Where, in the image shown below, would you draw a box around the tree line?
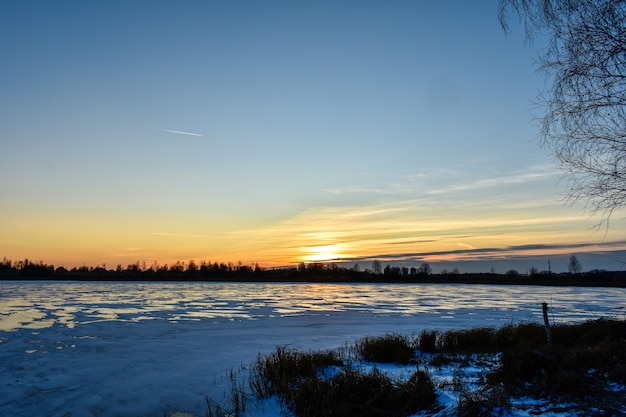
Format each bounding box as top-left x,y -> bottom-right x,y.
1,256 -> 624,286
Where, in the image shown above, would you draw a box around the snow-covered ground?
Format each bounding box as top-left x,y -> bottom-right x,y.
1,281 -> 624,417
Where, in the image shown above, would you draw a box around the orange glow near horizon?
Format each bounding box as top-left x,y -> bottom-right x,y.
2,200 -> 626,270
3,231 -> 626,271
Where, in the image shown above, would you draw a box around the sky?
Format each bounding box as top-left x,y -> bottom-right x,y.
1,0 -> 625,273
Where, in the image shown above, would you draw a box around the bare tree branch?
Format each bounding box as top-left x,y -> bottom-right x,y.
500,0 -> 626,224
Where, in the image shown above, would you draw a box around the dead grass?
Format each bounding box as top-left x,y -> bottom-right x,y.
489,319 -> 626,402
355,333 -> 415,364
207,318 -> 626,417
248,344 -> 438,417
292,367 -> 437,417
416,329 -> 439,353
456,385 -> 510,417
249,345 -> 343,402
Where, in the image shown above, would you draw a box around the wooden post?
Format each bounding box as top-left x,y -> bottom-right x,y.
542,302 -> 553,351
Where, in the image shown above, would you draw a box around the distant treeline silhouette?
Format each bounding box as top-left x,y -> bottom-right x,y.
1,257 -> 625,286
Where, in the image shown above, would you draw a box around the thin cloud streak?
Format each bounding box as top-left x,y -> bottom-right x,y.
426,165 -> 560,195
218,197 -> 618,266
160,129 -> 204,137
323,164 -> 560,198
345,240 -> 626,264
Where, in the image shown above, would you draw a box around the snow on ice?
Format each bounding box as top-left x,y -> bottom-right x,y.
0,281 -> 624,417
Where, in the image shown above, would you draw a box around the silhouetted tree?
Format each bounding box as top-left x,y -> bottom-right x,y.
0,257 -> 12,271
187,259 -> 198,272
126,263 -> 140,273
418,262 -> 432,276
372,260 -> 382,274
1,257 -> 11,266
568,254 -> 583,274
383,264 -> 401,276
499,0 -> 626,222
9,258 -> 54,277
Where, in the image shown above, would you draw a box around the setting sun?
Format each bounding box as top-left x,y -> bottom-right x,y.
302,244 -> 343,262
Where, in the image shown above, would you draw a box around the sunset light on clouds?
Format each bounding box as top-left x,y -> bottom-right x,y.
1,1 -> 625,273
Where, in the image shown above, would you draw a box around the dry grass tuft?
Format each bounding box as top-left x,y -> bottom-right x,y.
208,318 -> 626,417
355,333 -> 415,364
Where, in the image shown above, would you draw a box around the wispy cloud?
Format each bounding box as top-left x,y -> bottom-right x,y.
213,196 -> 598,265
323,165 -> 560,198
160,129 -> 203,137
426,165 -> 560,195
347,240 -> 626,264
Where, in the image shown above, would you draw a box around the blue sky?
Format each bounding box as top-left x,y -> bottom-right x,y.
1,0 -> 625,273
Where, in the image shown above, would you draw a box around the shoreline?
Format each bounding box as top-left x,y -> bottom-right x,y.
2,271 -> 626,287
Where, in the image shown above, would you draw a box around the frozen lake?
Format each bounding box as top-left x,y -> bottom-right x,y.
1,281 -> 624,416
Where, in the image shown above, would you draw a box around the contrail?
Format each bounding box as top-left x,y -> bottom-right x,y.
160,129 -> 203,137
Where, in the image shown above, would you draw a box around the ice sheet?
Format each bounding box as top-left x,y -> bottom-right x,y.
1,282 -> 624,416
